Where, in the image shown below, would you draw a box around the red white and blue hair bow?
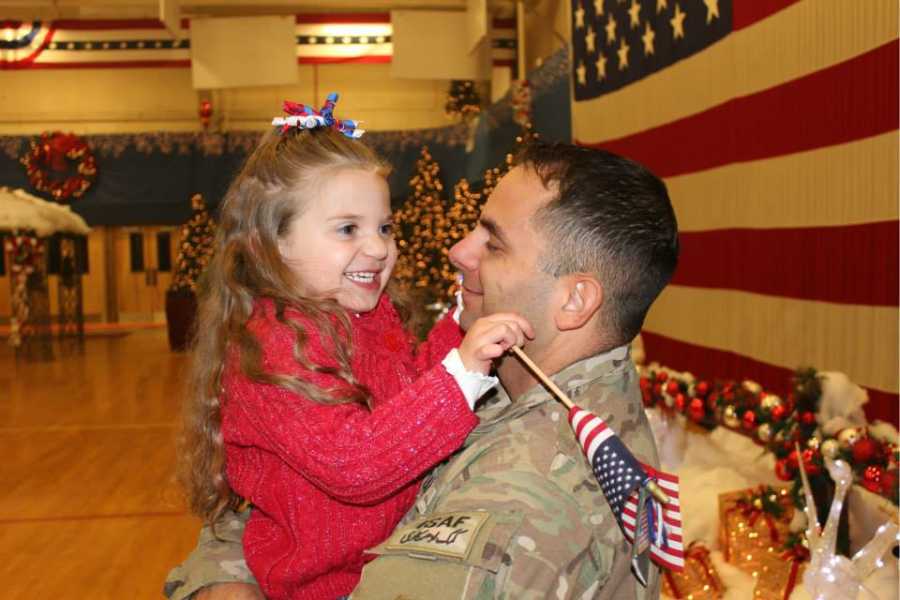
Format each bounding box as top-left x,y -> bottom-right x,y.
272,92 -> 364,139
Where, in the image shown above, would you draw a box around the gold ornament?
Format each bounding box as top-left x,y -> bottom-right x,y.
723,405 -> 740,428
837,428 -> 861,448
806,435 -> 821,451
821,439 -> 841,459
760,394 -> 782,411
757,423 -> 773,443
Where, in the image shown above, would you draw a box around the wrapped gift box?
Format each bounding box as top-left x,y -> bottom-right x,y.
661,542 -> 725,599
718,486 -> 794,575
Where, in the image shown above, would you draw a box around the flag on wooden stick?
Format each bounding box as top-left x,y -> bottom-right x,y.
511,346 -> 684,581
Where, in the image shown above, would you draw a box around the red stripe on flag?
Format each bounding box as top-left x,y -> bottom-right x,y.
674,221 -> 900,307
572,410 -> 596,440
581,421 -> 608,455
623,505 -> 683,529
640,463 -> 680,487
52,19 -> 168,30
298,55 -> 391,65
296,13 -> 390,24
4,59 -> 190,70
580,40 -> 899,178
641,331 -> 900,425
732,0 -> 803,30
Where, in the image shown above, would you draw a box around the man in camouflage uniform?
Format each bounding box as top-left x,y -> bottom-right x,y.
166,142 -> 678,600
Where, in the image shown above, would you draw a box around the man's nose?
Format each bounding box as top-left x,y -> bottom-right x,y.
449,233 -> 481,272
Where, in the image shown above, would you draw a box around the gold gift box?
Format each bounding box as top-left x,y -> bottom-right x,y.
718,486 -> 794,575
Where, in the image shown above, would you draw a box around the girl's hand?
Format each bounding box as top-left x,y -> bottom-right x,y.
457,313 -> 534,374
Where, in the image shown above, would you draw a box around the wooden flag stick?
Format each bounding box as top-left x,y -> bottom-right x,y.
510,345 -> 670,505
510,346 -> 574,410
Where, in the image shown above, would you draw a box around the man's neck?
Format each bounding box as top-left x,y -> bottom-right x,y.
498,334 -> 605,400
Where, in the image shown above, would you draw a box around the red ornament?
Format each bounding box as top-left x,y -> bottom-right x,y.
656,371 -> 668,383
801,448 -> 822,476
639,377 -> 651,392
665,380 -> 681,396
787,449 -> 801,469
771,405 -> 787,421
862,465 -> 883,494
742,410 -> 757,430
706,393 -> 719,410
851,437 -> 879,464
775,458 -> 794,481
674,393 -> 686,411
653,383 -> 663,397
688,398 -> 705,422
800,411 -> 816,426
695,381 -> 710,397
199,99 -> 214,129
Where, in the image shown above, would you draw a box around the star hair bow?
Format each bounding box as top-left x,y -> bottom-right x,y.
272,92 -> 364,139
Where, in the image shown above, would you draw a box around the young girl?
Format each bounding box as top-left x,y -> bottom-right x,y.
180,96 -> 532,600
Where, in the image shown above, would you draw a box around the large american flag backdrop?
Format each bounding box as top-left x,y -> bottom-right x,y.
571,0 -> 898,425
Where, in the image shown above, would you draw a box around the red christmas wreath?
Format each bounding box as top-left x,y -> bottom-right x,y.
20,131 -> 97,202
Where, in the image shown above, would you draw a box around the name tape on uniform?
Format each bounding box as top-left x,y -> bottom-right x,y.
384,511 -> 490,560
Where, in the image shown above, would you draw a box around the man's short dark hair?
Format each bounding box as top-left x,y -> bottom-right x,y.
515,141 -> 679,347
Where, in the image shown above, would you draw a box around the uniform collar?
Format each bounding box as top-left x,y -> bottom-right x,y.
465,344 -> 631,446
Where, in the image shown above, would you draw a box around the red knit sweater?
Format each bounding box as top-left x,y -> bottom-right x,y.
222,295 -> 477,600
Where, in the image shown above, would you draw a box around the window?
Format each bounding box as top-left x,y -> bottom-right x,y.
47,235 -> 61,274
129,232 -> 144,272
156,231 -> 172,272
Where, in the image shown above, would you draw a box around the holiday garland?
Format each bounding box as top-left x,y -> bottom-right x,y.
638,364 -> 899,506
20,132 -> 97,202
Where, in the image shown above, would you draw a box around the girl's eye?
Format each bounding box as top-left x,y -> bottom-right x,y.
485,241 -> 500,253
337,224 -> 357,236
380,223 -> 394,236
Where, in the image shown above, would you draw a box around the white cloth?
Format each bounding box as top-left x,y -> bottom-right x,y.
442,348 -> 498,410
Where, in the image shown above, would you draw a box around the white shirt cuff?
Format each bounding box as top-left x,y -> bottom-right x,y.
441,348 -> 498,410
452,288 -> 464,324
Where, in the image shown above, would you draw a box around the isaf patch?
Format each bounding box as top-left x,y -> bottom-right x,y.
384,511 -> 490,560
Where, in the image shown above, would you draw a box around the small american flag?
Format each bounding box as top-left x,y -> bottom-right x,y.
569,406 -> 684,573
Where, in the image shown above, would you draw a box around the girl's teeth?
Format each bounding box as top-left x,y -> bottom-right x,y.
346,272 -> 376,282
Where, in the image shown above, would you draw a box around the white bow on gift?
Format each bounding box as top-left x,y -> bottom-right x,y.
797,448 -> 899,600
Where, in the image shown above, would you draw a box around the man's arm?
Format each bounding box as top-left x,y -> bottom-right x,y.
164,509 -> 262,600
350,469 -> 611,600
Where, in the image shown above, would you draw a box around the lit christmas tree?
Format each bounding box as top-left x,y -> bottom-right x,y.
445,80 -> 482,120
170,193 -> 216,294
393,147 -> 456,303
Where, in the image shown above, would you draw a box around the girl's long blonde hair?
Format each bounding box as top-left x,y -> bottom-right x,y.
179,126 -> 392,525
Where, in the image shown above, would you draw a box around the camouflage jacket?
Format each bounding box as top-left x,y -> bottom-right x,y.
351,347 -> 661,600
165,349 -> 660,600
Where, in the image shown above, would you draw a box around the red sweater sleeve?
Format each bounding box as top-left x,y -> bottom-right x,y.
223,316 -> 477,506
414,309 -> 464,373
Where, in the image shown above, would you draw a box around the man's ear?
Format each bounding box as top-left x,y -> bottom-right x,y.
554,274 -> 603,331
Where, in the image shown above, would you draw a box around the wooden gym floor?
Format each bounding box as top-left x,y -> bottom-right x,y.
1,328 -> 203,599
